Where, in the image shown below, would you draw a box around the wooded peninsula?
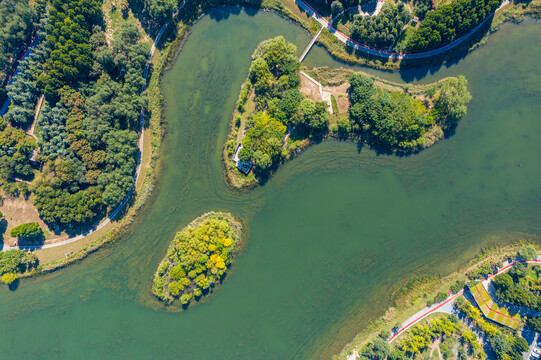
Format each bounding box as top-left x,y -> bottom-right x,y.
224,37 -> 472,189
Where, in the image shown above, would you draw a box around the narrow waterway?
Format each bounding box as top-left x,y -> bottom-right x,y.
0,8 -> 539,359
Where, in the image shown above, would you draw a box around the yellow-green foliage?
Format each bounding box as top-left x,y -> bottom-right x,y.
455,296 -> 502,336
400,316 -> 460,355
152,212 -> 242,305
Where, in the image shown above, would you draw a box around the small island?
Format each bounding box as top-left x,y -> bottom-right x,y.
224,36 -> 472,190
152,212 -> 242,306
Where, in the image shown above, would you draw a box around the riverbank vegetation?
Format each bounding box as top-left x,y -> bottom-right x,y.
348,73 -> 471,151
335,243 -> 538,360
152,212 -> 242,306
1,0 -> 148,234
0,249 -> 38,285
224,39 -> 471,189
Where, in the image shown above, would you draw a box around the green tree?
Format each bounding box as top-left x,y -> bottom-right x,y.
432,76 -> 472,131
10,222 -> 42,239
488,333 -> 511,359
146,0 -> 176,24
331,0 -> 343,18
389,349 -> 405,360
526,317 -> 541,333
253,150 -> 272,171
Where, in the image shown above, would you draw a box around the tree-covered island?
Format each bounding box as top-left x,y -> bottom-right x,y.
152,212 -> 243,306
224,36 -> 472,189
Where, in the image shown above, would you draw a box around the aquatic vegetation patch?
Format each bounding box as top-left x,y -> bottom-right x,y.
152,212 -> 242,305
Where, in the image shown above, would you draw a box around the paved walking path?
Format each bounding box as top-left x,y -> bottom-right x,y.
299,71 -> 333,113
294,0 -> 510,60
387,256 -> 541,344
2,1 -> 190,251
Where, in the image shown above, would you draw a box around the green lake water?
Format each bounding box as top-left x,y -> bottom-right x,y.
0,8 -> 540,359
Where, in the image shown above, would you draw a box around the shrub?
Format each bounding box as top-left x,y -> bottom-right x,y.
10,222 -> 43,240
449,279 -> 466,293
1,272 -> 17,285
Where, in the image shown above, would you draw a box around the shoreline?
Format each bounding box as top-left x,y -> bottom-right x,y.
222,62 -> 467,192
15,0 -> 540,277
334,241 -> 539,359
151,211 -> 244,309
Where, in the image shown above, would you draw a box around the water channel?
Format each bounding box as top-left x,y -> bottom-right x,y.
0,7 -> 540,359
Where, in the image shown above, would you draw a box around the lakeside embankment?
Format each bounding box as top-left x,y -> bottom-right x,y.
334,242 -> 539,359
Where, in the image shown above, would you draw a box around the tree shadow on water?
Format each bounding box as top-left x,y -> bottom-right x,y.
398,16 -> 496,82
7,278 -> 19,292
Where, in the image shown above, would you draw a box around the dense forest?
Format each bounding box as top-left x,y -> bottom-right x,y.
347,73 -> 471,151
407,0 -> 502,52
1,0 -> 148,230
350,3 -> 411,49
0,0 -> 40,101
153,213 -> 242,305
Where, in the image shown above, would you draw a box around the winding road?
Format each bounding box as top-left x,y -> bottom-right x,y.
387,257 -> 541,344
294,0 -> 510,60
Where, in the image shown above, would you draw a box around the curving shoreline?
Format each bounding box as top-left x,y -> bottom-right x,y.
10,0 -> 533,254
294,0 -> 511,60
337,243 -> 540,359
11,0 -> 538,274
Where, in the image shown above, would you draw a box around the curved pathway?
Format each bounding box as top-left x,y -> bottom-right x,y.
387,256 -> 541,344
295,0 -> 510,60
2,1 -> 190,251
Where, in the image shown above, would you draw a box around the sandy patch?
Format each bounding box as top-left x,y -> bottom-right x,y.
300,73 -> 322,102
323,81 -> 350,114
0,195 -> 60,245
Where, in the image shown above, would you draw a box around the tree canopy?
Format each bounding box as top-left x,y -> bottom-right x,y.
350,3 -> 411,49
152,213 -> 241,305
347,73 -> 471,151
406,0 -> 502,52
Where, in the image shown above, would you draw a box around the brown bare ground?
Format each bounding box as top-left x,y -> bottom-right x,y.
299,73 -> 322,102
0,195 -> 61,245
323,81 -> 350,114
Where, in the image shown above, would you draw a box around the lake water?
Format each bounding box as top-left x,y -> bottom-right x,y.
0,8 -> 540,359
